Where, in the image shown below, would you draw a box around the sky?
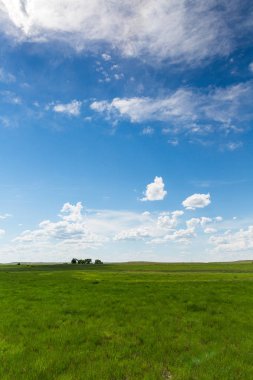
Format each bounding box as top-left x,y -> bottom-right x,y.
0,0 -> 253,263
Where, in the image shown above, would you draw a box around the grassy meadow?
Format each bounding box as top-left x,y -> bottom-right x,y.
0,262 -> 253,379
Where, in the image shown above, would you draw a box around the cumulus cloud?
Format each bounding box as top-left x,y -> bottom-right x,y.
200,217 -> 212,225
113,209 -> 192,245
114,227 -> 151,241
0,229 -> 5,237
149,227 -> 196,245
0,1 -> 251,63
60,202 -> 83,222
204,227 -> 217,234
209,226 -> 253,252
141,176 -> 167,201
157,211 -> 184,229
14,202 -> 106,250
2,196 -> 238,261
185,216 -> 219,236
182,193 -> 211,210
12,200 -> 201,255
186,217 -> 211,229
52,100 -> 82,116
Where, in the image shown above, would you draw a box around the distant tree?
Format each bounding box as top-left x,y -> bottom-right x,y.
95,259 -> 103,265
72,258 -> 92,264
17,262 -> 21,266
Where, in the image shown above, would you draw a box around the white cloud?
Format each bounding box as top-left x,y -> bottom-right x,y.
204,227 -> 217,234
142,211 -> 151,217
149,227 -> 196,245
12,201 -> 197,254
0,213 -> 11,220
168,139 -> 179,146
0,1 -> 243,63
60,202 -> 83,222
2,198 -> 249,261
223,142 -> 243,151
141,176 -> 167,201
14,202 -> 106,250
90,100 -> 110,113
142,127 -> 154,136
186,217 -> 201,229
114,227 -> 151,241
52,100 -> 82,116
114,73 -> 124,80
186,217 -> 212,229
182,193 -> 211,210
101,53 -> 111,61
90,81 -> 253,139
91,90 -> 196,124
209,225 -> 253,252
157,211 -> 184,229
0,229 -> 5,237
113,210 -> 192,245
200,217 -> 212,225
1,90 -> 22,104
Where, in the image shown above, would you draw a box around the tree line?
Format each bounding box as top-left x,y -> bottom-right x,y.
71,258 -> 103,265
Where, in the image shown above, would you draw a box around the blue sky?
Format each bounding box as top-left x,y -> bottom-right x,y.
0,0 -> 253,262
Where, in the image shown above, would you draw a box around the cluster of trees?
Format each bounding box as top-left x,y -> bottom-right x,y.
71,258 -> 103,265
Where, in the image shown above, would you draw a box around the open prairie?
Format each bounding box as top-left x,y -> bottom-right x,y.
0,262 -> 253,380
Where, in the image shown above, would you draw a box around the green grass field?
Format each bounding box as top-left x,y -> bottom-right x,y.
1,262 -> 253,380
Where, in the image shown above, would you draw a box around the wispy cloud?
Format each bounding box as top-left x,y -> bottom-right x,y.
141,126 -> 154,136
0,116 -> 11,128
51,100 -> 82,116
101,53 -> 111,61
1,90 -> 22,104
0,213 -> 12,220
0,67 -> 15,83
190,179 -> 248,188
90,90 -> 198,124
0,1 -> 251,63
90,81 -> 253,143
